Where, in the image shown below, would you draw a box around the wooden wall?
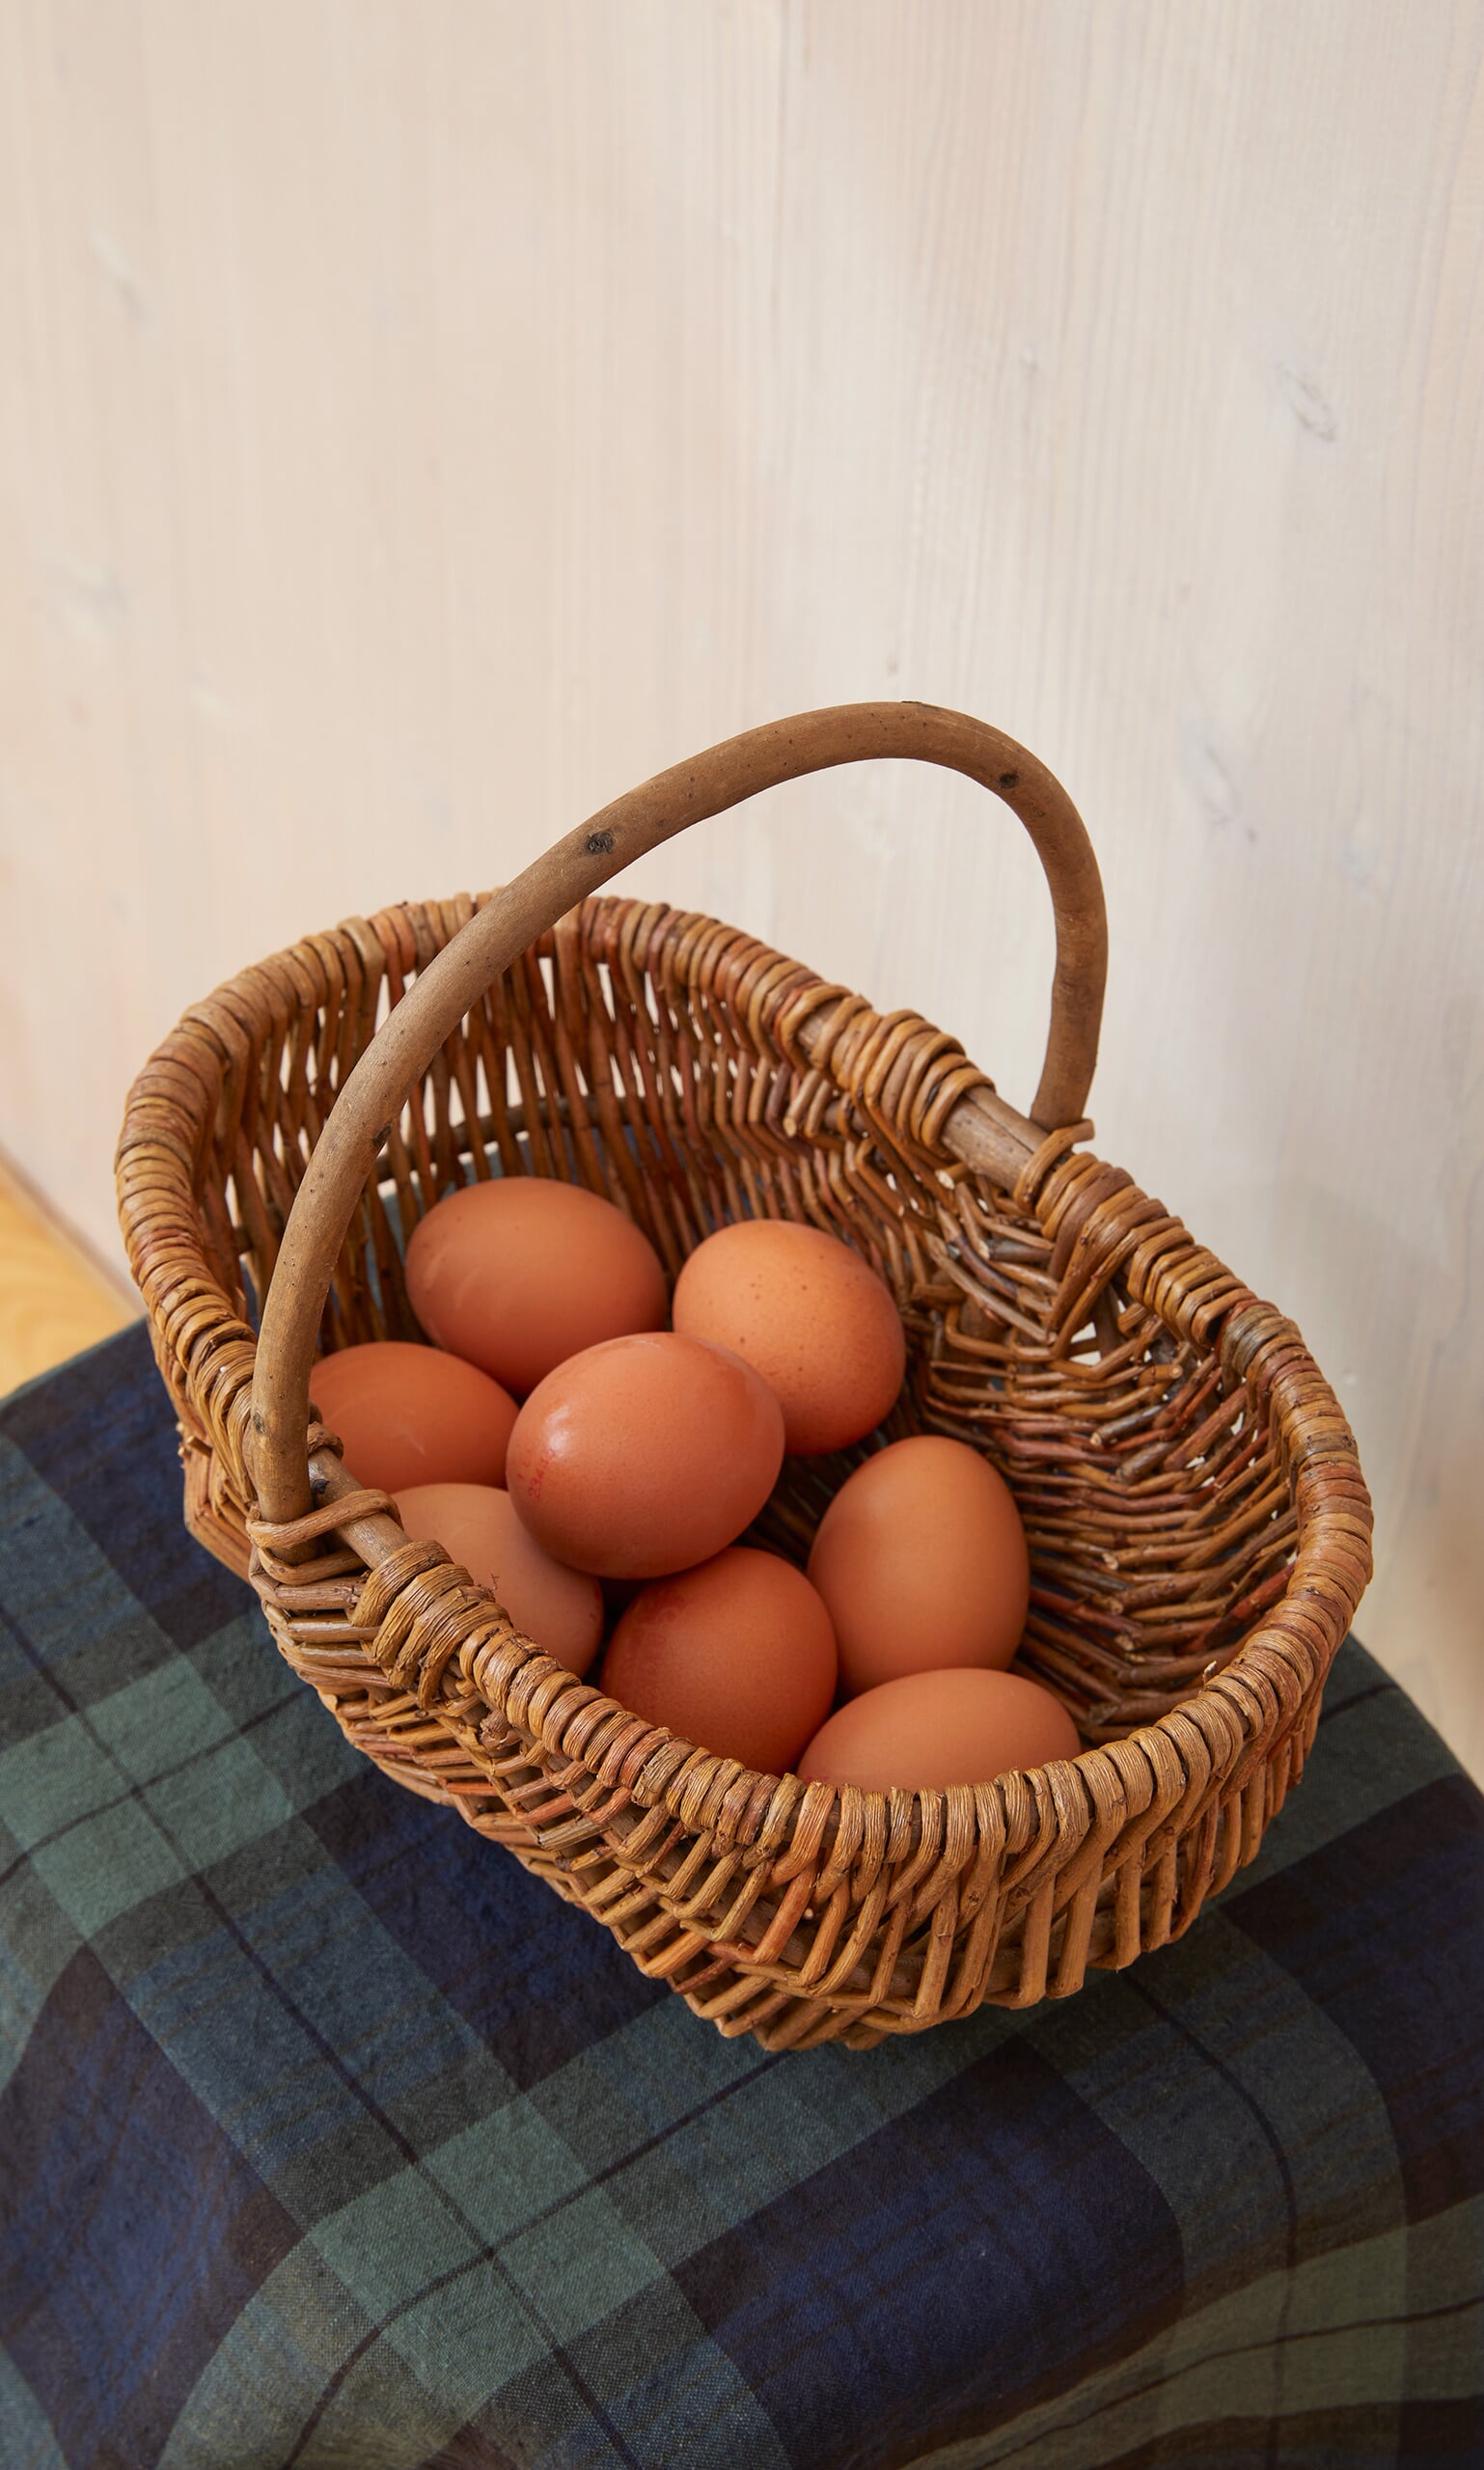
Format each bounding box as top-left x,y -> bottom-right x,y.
2,0 -> 1480,1775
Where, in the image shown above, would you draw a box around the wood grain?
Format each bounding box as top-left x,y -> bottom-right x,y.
0,0 -> 1479,1774
0,1155 -> 138,1397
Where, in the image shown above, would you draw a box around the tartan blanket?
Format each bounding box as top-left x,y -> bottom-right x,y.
1,1326 -> 1480,2470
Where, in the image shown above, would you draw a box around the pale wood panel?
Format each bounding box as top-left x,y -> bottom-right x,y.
0,0 -> 1479,1773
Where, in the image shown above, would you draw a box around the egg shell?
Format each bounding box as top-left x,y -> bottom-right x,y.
310,1341 -> 518,1495
672,1218 -> 906,1455
808,1434 -> 1030,1694
798,1667 -> 1081,1792
395,1482 -> 603,1677
404,1176 -> 669,1397
603,1546 -> 838,1775
507,1331 -> 786,1578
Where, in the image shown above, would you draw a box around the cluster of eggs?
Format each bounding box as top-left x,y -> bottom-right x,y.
311,1178 -> 1080,1791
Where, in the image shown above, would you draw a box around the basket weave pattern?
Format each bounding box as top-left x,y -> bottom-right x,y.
119,874 -> 1371,2051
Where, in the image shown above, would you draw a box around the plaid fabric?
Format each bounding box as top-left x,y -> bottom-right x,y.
0,1327 -> 1480,2470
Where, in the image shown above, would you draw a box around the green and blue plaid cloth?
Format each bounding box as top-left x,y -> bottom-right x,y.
1,1324 -> 1481,2469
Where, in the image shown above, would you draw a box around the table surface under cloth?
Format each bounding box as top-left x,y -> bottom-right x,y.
0,1325 -> 1480,2470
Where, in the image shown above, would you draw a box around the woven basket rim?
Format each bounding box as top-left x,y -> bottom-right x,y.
117,887 -> 1373,1871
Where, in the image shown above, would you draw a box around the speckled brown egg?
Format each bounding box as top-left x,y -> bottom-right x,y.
506,1331 -> 785,1578
808,1435 -> 1030,1694
405,1176 -> 668,1396
395,1482 -> 603,1676
798,1667 -> 1080,1793
310,1341 -> 518,1495
603,1546 -> 838,1775
672,1219 -> 906,1455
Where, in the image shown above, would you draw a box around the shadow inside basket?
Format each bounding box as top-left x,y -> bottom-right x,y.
223,1041 -> 1297,1756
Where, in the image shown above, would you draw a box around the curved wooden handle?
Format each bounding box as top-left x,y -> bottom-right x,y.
250,701 -> 1107,1522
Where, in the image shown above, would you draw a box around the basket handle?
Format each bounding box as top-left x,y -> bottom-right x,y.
250,700 -> 1106,1523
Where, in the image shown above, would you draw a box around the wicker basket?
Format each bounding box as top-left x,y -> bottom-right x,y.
117,703 -> 1371,2051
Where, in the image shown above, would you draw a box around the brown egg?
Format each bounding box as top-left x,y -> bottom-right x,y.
808,1435 -> 1030,1694
672,1219 -> 906,1455
310,1341 -> 518,1495
506,1331 -> 785,1578
395,1482 -> 602,1677
603,1547 -> 838,1774
798,1667 -> 1081,1792
405,1176 -> 668,1396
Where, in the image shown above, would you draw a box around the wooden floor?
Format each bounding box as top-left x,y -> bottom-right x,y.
0,1153 -> 140,1397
